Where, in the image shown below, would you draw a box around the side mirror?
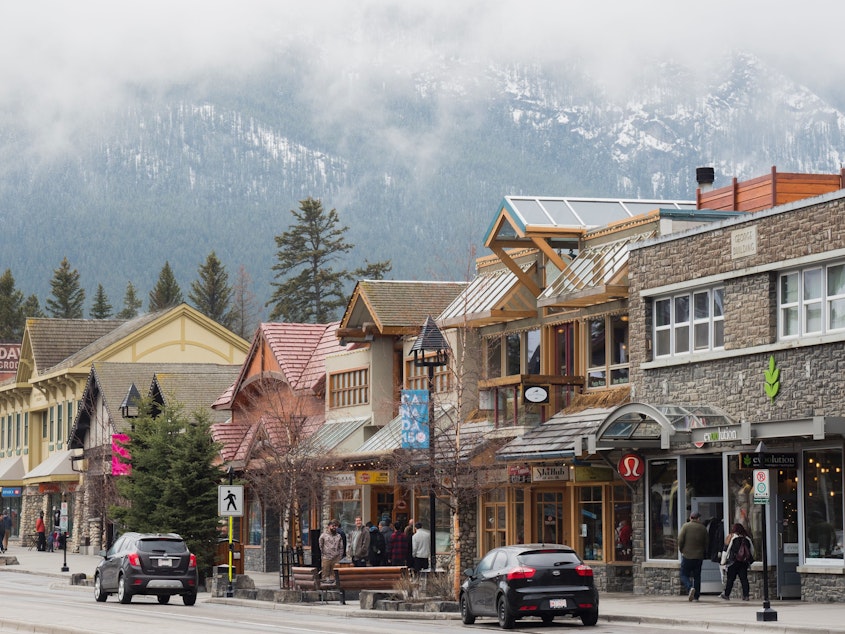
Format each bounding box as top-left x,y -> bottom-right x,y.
97,549 -> 107,558
464,567 -> 475,578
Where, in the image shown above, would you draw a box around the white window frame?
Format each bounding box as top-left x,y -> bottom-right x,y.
653,287 -> 724,358
779,262 -> 845,339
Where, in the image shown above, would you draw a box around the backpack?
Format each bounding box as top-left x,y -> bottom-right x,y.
736,537 -> 752,563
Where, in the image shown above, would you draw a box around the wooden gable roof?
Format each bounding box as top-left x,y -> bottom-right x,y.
337,280 -> 466,341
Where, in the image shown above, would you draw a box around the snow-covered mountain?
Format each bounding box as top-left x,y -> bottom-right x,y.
2,52 -> 843,313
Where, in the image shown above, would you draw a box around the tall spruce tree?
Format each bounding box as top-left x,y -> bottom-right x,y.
0,269 -> 25,341
46,257 -> 85,318
189,251 -> 233,327
267,197 -> 390,322
148,262 -> 183,312
227,264 -> 261,340
89,284 -> 113,319
22,295 -> 44,319
112,401 -> 221,578
117,281 -> 143,319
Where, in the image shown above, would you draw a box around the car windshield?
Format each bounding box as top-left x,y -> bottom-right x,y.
518,550 -> 579,566
138,538 -> 187,555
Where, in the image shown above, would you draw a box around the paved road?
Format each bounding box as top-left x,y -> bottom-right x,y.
2,547 -> 844,634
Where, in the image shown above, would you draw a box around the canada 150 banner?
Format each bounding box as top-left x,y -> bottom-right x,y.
400,389 -> 429,450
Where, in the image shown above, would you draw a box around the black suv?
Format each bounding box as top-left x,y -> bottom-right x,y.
460,544 -> 599,628
94,532 -> 198,605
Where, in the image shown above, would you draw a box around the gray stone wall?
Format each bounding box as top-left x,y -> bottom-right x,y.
629,195 -> 845,422
801,570 -> 845,602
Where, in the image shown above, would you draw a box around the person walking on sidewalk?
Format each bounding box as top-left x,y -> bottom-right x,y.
678,511 -> 708,601
35,511 -> 46,552
720,523 -> 754,601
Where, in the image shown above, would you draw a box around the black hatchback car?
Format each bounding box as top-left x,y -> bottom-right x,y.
460,544 -> 599,628
94,532 -> 198,605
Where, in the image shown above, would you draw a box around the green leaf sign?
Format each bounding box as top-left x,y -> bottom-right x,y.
764,355 -> 780,403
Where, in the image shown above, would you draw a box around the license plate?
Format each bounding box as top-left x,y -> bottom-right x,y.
157,558 -> 172,567
549,598 -> 568,609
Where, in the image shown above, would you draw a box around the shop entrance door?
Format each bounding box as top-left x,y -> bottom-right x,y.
535,491 -> 566,545
776,468 -> 800,599
692,497 -> 723,594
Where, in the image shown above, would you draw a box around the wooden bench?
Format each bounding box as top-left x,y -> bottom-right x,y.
290,566 -> 342,603
334,565 -> 408,605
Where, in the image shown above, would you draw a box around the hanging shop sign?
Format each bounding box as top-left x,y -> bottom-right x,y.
1,487 -> 21,497
738,453 -> 797,469
532,465 -> 570,482
574,466 -> 614,482
617,453 -> 645,482
355,470 -> 391,485
509,464 -> 531,484
325,472 -> 356,487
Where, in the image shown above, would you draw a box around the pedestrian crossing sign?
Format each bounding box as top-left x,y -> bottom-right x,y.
218,485 -> 244,517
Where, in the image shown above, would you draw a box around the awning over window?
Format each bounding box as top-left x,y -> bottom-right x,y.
497,407 -> 616,462
589,402 -> 736,451
23,450 -> 79,484
0,456 -> 25,484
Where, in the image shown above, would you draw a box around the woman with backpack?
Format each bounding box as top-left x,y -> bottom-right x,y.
720,523 -> 754,601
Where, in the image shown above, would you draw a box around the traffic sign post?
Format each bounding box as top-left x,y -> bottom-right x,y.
753,468 -> 770,505
220,473 -> 243,598
753,460 -> 777,622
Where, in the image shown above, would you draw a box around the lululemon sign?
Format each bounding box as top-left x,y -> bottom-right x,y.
618,453 -> 645,482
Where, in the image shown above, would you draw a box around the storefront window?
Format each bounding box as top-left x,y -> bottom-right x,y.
613,485 -> 632,561
578,486 -> 603,561
330,489 -> 361,537
804,449 -> 844,560
486,337 -> 501,380
247,498 -> 262,546
535,491 -> 565,544
515,489 -> 525,544
416,496 -> 450,554
648,459 -> 678,559
727,457 -> 761,551
481,489 -> 507,552
526,329 -> 541,374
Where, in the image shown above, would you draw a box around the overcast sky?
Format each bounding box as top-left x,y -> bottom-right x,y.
2,1 -> 843,157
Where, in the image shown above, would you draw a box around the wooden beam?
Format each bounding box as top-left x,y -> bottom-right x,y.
490,245 -> 541,297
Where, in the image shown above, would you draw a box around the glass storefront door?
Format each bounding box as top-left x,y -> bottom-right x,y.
535,491 -> 565,545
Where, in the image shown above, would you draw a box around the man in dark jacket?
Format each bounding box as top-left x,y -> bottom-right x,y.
678,511 -> 708,601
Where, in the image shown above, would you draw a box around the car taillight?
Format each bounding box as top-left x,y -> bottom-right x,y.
127,552 -> 140,566
188,553 -> 197,569
506,566 -> 536,581
575,564 -> 593,577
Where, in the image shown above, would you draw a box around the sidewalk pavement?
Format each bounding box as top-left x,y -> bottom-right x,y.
3,545 -> 845,634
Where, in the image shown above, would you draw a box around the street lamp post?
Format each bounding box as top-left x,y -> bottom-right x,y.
410,315 -> 450,572
755,441 -> 777,622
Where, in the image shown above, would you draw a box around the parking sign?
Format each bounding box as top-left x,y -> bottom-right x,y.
753,468 -> 770,504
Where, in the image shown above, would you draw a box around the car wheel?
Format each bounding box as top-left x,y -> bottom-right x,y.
183,592 -> 197,606
117,575 -> 132,604
541,614 -> 554,625
580,609 -> 599,626
94,574 -> 108,602
497,596 -> 515,630
460,593 -> 476,625
157,594 -> 171,605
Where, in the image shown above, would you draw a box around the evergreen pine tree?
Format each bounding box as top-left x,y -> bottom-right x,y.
227,264 -> 261,340
45,257 -> 85,318
148,262 -> 183,312
0,269 -> 25,341
267,197 -> 390,322
116,281 -> 143,319
22,295 -> 44,319
112,401 -> 221,578
188,251 -> 233,327
89,284 -> 113,319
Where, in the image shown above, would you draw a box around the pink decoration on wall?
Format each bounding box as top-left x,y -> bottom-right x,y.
111,434 -> 131,476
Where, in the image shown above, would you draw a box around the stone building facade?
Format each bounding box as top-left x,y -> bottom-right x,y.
616,188 -> 845,602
